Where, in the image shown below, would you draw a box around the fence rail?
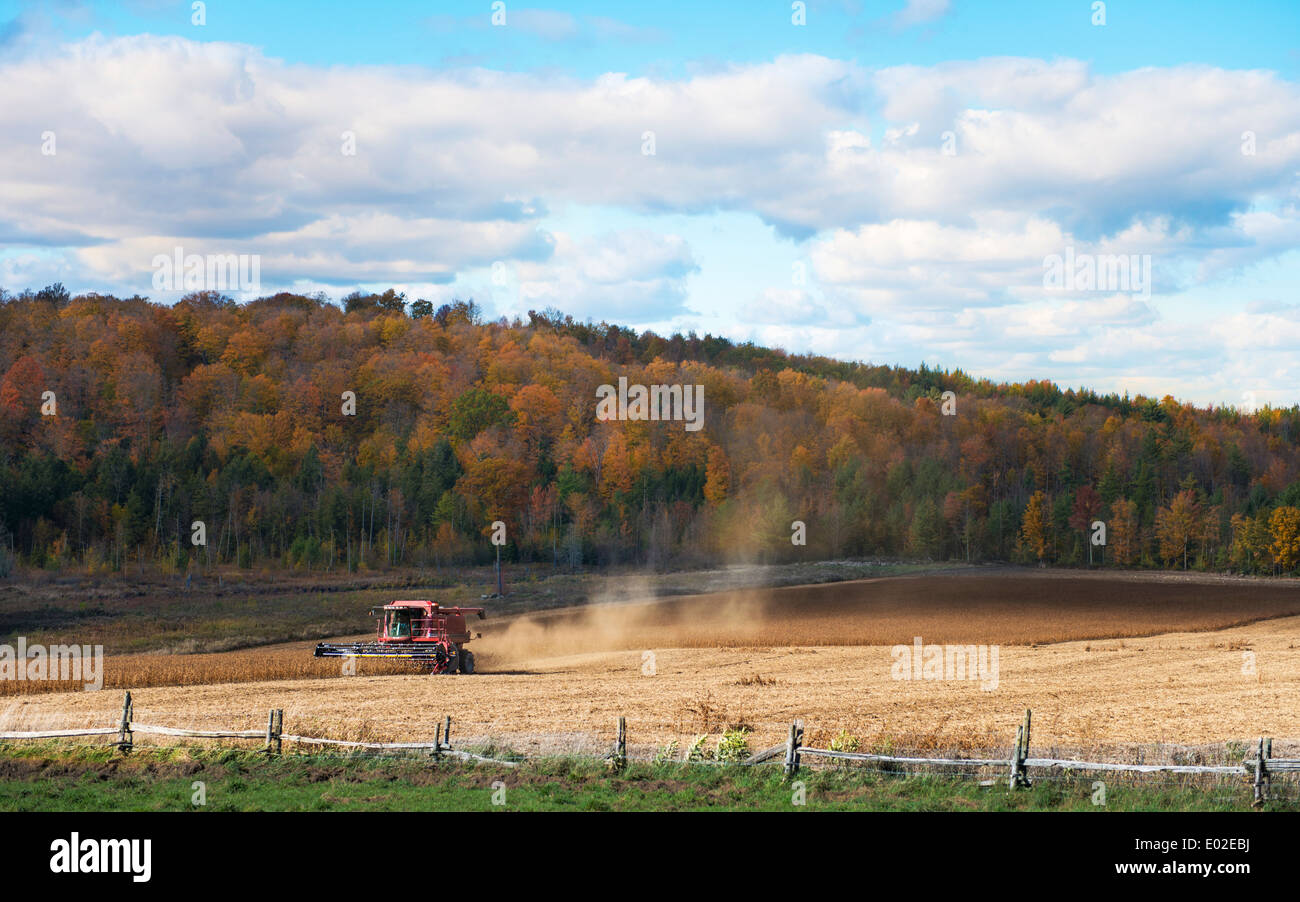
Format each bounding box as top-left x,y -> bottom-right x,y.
3,695 -> 1295,803
1021,758 -> 1248,775
799,749 -> 1010,767
783,710 -> 1295,804
0,692 -> 518,767
134,724 -> 265,740
0,728 -> 119,740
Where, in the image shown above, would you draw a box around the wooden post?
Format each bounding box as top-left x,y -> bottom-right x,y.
611,716 -> 627,772
783,721 -> 803,779
116,691 -> 133,753
444,716 -> 452,749
265,709 -> 282,755
1008,725 -> 1023,789
1007,710 -> 1033,789
1263,737 -> 1271,801
1018,708 -> 1032,788
1253,737 -> 1267,806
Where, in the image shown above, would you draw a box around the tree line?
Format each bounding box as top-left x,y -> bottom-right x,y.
1,285 -> 1299,577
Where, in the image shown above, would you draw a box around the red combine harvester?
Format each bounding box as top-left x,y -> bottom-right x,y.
314,600 -> 486,674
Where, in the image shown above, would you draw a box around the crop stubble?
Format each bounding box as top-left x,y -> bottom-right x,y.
5,571 -> 1299,753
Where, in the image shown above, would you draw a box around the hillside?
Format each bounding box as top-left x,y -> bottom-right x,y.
1,286 -> 1299,576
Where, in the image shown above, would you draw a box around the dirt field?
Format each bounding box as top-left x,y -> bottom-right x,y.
6,567 -> 1300,696
5,570 -> 1299,754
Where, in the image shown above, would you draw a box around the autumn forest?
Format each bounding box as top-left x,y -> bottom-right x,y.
1,285 -> 1299,579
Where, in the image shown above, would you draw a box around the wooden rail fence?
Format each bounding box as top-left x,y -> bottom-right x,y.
0,691 -> 518,767
783,708 -> 1296,805
3,696 -> 1295,801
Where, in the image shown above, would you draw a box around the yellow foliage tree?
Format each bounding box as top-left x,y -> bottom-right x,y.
1019,491 -> 1049,562
704,444 -> 730,505
1269,506 -> 1300,573
1155,489 -> 1202,569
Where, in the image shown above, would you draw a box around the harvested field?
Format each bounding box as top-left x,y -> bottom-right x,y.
5,570 -> 1299,755
3,568 -> 1299,695
476,568 -> 1300,658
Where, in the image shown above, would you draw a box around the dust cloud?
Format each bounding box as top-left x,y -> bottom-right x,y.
476,577 -> 777,666
472,569 -> 1300,667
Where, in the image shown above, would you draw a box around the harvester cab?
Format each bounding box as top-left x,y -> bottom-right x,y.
314,600 -> 486,674
385,608 -> 413,639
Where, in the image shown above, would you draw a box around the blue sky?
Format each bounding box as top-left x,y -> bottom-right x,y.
13,1 -> 1298,78
2,0 -> 1299,405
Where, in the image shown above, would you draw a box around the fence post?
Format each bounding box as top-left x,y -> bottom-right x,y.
1253,737 -> 1268,806
783,721 -> 803,779
1263,737 -> 1272,802
1008,725 -> 1024,789
444,716 -> 452,749
117,691 -> 133,753
1018,708 -> 1033,788
265,709 -> 282,756
610,716 -> 628,772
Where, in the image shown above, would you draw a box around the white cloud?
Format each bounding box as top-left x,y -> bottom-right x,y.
509,9 -> 581,41
2,35 -> 1300,402
4,38 -> 1298,279
809,214 -> 1068,313
894,0 -> 951,28
512,230 -> 699,321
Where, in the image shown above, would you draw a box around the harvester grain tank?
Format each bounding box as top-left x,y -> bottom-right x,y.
314,600 -> 485,674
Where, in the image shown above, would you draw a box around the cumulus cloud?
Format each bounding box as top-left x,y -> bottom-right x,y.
746,288 -> 835,326
76,213 -> 555,290
0,38 -> 859,297
3,38 -> 1298,281
2,34 -> 1299,403
512,230 -> 699,321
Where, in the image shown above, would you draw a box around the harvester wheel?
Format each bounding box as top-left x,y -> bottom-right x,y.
460,650 -> 475,674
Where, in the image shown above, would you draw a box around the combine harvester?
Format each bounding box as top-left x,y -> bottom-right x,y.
314,600 -> 486,674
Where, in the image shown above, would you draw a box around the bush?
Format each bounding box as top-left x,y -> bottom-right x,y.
829,729 -> 860,754
652,739 -> 679,765
686,735 -> 712,761
715,728 -> 751,763
829,729 -> 859,768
